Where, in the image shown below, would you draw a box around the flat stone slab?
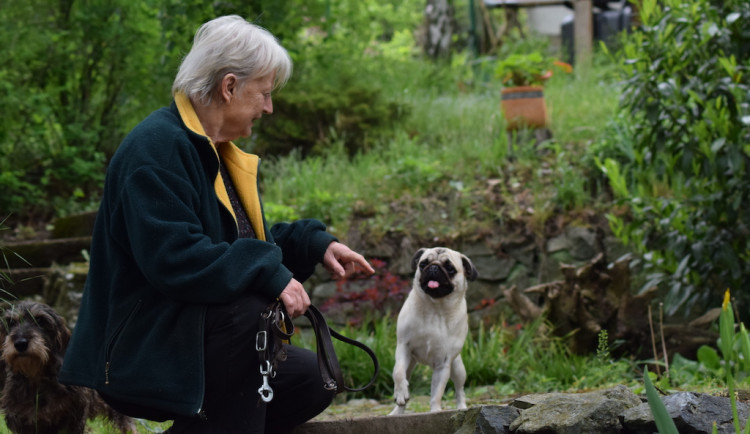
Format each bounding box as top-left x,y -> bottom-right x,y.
3,236 -> 91,268
292,409 -> 461,434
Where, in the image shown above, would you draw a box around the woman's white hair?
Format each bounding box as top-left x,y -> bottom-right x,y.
172,15 -> 292,105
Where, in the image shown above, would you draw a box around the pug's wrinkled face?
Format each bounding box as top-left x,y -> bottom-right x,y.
411,248 -> 478,299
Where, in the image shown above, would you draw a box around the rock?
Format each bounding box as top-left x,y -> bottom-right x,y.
50,210 -> 97,239
2,237 -> 92,268
472,255 -> 515,281
509,385 -> 641,433
459,241 -> 495,257
565,226 -> 598,260
546,234 -> 570,253
298,390 -> 750,434
622,391 -> 750,434
453,405 -> 520,434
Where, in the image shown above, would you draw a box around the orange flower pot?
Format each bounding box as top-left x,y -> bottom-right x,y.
501,86 -> 548,131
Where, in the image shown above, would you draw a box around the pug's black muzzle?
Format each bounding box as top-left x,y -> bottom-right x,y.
419,262 -> 455,298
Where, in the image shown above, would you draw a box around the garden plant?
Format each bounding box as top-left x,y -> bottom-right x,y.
1,0 -> 749,432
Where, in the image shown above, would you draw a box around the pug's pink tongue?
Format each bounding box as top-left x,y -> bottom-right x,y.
428,281 -> 440,289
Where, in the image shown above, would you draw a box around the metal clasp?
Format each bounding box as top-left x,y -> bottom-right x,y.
323,379 -> 337,391
258,361 -> 274,402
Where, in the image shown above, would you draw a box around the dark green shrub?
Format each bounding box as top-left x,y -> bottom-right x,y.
0,0 -> 166,218
253,41 -> 408,157
593,0 -> 750,315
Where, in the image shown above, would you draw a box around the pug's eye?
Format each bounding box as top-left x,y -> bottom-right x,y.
444,261 -> 456,276
419,260 -> 429,270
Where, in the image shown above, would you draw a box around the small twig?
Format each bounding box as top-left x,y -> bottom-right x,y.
659,302 -> 670,377
648,303 -> 661,376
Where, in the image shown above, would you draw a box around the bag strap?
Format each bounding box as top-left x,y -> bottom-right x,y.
303,304 -> 380,393
256,302 -> 295,402
256,301 -> 379,402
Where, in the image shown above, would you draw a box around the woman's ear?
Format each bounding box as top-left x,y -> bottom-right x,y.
220,73 -> 238,103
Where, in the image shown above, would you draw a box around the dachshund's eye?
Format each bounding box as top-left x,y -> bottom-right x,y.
2,319 -> 15,331
419,260 -> 429,270
443,262 -> 457,276
32,316 -> 52,330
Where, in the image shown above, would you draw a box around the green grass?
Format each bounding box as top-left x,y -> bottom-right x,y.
292,313 -> 642,404
261,53 -> 621,242
0,417 -> 171,433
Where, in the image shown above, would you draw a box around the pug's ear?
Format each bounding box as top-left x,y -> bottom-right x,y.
411,248 -> 426,272
461,255 -> 479,281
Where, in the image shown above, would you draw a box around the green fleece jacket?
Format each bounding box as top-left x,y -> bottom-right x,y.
59,93 -> 336,417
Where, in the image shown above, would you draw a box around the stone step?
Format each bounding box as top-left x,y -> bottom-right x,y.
2,267 -> 49,299
50,210 -> 97,239
2,236 -> 91,268
292,408 -> 464,434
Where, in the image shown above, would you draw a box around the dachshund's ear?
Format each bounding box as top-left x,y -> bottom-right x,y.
53,313 -> 72,352
0,309 -> 10,342
0,308 -> 10,390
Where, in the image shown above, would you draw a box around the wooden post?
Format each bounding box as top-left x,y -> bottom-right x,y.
573,0 -> 592,66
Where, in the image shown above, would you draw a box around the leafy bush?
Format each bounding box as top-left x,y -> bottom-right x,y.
0,0 -> 166,219
0,0 -> 423,219
593,0 -> 750,315
494,52 -> 572,87
252,23 -> 412,157
254,61 -> 406,156
644,290 -> 750,433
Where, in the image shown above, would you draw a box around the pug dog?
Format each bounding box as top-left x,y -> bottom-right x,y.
390,247 -> 478,415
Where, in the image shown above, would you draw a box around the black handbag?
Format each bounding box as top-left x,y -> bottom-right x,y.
255,301 -> 380,402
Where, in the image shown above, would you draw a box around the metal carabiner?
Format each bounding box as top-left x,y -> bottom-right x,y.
258,361 -> 274,402
258,375 -> 273,402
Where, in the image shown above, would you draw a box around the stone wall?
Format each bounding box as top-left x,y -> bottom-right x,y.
5,211 -> 631,330
307,225 -> 630,327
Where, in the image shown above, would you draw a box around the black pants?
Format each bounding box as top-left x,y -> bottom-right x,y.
106,294 -> 335,433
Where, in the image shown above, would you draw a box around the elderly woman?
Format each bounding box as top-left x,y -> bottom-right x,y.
59,15 -> 374,433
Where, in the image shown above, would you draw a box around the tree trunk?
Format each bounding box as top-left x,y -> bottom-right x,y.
503,253 -> 719,361
423,0 -> 455,59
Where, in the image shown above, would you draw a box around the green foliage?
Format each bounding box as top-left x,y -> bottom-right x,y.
494,52 -> 571,87
643,367 -> 680,434
0,0 -> 166,218
0,0 -> 427,219
251,0 -> 424,156
716,289 -> 750,434
263,202 -> 301,226
293,316 -> 640,402
1,216 -> 15,291
331,315 -> 398,400
254,47 -> 407,156
649,290 -> 750,434
462,320 -> 637,395
592,0 -> 750,315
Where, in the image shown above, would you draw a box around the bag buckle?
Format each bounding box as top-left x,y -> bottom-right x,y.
255,330 -> 267,352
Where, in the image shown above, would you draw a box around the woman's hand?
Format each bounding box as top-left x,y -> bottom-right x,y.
322,241 -> 375,280
278,278 -> 310,318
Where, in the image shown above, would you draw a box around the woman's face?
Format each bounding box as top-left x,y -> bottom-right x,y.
220,73 -> 275,142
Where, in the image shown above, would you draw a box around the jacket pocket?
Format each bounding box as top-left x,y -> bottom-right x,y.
104,299 -> 143,385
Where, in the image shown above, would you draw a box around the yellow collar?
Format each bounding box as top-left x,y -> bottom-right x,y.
174,92 -> 266,241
